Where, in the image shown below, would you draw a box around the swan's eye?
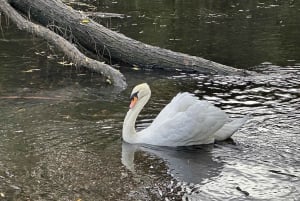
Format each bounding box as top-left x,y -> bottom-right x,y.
129,92 -> 138,109
130,91 -> 139,100
129,92 -> 139,109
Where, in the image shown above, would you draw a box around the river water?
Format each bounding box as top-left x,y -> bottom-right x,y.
0,0 -> 299,200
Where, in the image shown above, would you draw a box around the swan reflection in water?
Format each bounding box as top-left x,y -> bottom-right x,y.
122,142 -> 224,184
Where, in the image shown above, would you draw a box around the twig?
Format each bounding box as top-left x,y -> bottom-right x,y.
85,11 -> 125,19
0,96 -> 63,100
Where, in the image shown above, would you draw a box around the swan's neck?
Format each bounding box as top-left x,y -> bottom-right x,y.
122,94 -> 150,143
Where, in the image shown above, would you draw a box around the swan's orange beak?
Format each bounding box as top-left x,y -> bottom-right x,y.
130,96 -> 138,109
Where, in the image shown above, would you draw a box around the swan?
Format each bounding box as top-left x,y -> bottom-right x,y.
122,83 -> 248,147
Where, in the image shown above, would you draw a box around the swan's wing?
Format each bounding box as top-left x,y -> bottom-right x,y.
140,100 -> 228,146
214,115 -> 249,141
151,92 -> 198,127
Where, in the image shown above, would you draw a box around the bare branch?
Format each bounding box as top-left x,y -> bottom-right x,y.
8,0 -> 249,75
0,0 -> 127,89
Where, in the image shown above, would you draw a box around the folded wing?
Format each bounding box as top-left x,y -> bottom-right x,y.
139,93 -> 230,146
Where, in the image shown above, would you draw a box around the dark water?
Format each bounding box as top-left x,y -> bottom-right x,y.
0,0 -> 300,200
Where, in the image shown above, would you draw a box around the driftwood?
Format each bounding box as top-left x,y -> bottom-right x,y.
0,0 -> 127,88
7,0 -> 248,76
0,96 -> 63,100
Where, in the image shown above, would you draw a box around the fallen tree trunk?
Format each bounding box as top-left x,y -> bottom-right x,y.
0,0 -> 127,88
7,0 -> 248,75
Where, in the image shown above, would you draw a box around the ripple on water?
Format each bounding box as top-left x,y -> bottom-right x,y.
1,63 -> 300,200
160,65 -> 300,200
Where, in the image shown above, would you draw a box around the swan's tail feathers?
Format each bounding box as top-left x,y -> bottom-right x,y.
214,115 -> 249,141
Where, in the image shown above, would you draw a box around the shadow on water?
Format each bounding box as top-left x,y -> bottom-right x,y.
122,142 -> 223,184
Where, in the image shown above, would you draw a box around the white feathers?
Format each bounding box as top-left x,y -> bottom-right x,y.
123,83 -> 248,147
214,115 -> 249,141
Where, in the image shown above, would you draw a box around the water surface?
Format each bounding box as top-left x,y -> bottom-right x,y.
0,0 -> 300,200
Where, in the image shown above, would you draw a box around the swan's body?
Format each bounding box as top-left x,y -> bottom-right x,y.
122,83 -> 248,147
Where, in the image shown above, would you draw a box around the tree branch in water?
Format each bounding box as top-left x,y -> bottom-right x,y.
0,0 -> 127,89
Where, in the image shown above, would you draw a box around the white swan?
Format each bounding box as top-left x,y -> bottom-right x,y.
122,83 -> 248,147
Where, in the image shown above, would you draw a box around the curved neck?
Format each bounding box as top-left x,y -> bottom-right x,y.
122,93 -> 150,143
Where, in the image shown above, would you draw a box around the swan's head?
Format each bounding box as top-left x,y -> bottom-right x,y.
129,83 -> 151,109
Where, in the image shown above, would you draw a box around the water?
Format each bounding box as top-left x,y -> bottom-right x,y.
1,0 -> 300,200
